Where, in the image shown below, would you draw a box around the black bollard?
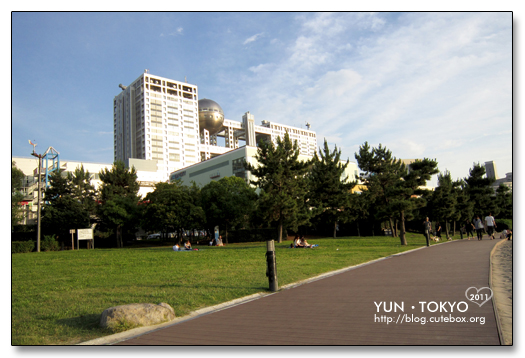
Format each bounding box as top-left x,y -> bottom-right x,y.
266,240 -> 278,292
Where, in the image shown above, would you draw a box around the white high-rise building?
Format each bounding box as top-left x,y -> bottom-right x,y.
114,71 -> 318,184
114,70 -> 199,181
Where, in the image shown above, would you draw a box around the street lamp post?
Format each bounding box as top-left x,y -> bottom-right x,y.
30,141 -> 42,252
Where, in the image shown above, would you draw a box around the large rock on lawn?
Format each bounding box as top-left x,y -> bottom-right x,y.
100,302 -> 175,330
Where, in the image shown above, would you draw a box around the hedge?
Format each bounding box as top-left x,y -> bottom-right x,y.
12,241 -> 35,254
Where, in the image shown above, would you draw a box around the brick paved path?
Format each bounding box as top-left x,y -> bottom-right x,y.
116,237 -> 501,345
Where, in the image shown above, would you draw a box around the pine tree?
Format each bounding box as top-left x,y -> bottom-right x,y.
393,159 -> 439,245
309,139 -> 355,238
464,163 -> 498,219
453,179 -> 474,238
355,143 -> 438,245
244,132 -> 310,243
355,142 -> 405,240
432,171 -> 459,240
495,184 -> 512,219
42,170 -> 92,243
70,165 -> 97,217
97,161 -> 140,248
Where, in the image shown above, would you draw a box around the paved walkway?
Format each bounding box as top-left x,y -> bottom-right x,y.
114,237 -> 502,345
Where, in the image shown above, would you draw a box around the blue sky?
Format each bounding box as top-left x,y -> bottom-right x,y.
11,12 -> 513,187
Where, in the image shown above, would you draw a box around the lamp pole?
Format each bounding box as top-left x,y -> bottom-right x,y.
30,143 -> 42,252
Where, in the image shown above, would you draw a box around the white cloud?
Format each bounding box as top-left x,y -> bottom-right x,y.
243,32 -> 264,45
228,12 -> 511,184
160,27 -> 183,37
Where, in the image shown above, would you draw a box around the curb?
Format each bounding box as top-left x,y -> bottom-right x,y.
489,238 -> 509,345
79,240 -> 454,345
78,291 -> 274,345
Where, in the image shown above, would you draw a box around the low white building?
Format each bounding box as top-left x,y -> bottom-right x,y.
12,156 -> 169,225
169,145 -> 359,189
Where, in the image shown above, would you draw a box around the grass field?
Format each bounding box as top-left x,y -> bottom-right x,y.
11,233 -> 459,345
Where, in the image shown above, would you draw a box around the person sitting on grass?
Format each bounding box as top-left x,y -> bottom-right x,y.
501,229 -> 512,240
293,235 -> 305,248
299,235 -> 311,248
301,235 -> 319,248
184,240 -> 192,250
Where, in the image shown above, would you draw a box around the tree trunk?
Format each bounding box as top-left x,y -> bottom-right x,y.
399,211 -> 407,246
394,219 -> 399,238
225,224 -> 229,244
445,221 -> 450,240
116,225 -> 123,248
333,221 -> 337,239
389,218 -> 395,237
357,221 -> 361,237
278,210 -> 283,243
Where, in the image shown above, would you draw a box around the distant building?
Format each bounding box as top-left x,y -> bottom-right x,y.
492,172 -> 512,192
484,161 -> 498,180
484,161 -> 511,192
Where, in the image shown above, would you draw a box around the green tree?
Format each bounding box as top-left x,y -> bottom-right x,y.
392,159 -> 439,245
97,161 -> 140,248
432,171 -> 459,240
244,133 -> 311,243
453,179 -> 474,236
495,184 -> 512,219
12,161 -> 26,229
185,183 -> 207,240
142,182 -> 205,243
309,139 -> 355,238
200,176 -> 257,243
354,142 -> 405,239
346,190 -> 369,237
70,165 -> 97,216
464,163 -> 498,218
41,170 -> 92,241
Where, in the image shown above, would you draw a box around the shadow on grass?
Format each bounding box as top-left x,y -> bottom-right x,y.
56,313 -> 106,332
157,282 -> 268,291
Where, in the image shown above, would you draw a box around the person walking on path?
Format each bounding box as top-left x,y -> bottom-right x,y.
423,217 -> 432,245
464,219 -> 475,240
435,221 -> 442,241
485,213 -> 497,240
473,216 -> 484,240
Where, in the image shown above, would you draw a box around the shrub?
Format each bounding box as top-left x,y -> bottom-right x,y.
41,235 -> 60,252
12,241 -> 35,254
497,219 -> 512,232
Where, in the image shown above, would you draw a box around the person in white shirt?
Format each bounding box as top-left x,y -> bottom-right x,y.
484,213 -> 496,240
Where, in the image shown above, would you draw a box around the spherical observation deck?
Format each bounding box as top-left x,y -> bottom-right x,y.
198,99 -> 224,135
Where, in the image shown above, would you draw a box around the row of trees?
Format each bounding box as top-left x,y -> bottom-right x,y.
12,133 -> 512,247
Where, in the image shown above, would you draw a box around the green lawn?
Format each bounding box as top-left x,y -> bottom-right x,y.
12,233 -> 459,345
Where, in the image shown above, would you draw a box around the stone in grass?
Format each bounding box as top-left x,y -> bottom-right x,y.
100,302 -> 175,331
